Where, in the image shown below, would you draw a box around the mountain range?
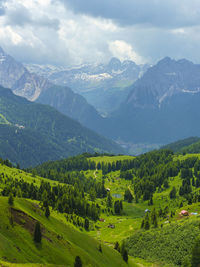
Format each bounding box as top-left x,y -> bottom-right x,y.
0,47 -> 104,132
107,57 -> 200,144
2,46 -> 200,153
0,86 -> 123,167
26,58 -> 148,114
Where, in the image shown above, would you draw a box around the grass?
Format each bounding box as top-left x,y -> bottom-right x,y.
0,113 -> 10,124
89,155 -> 135,164
2,153 -> 200,266
0,196 -> 131,267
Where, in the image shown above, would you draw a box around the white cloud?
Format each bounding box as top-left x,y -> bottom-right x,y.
109,40 -> 143,64
0,0 -> 200,66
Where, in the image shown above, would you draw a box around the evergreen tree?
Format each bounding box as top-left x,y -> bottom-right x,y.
114,241 -> 120,252
191,236 -> 200,267
8,193 -> 14,206
124,188 -> 133,203
45,206 -> 50,218
141,219 -> 144,229
144,213 -> 150,230
122,249 -> 128,263
74,256 -> 82,267
34,221 -> 42,243
106,192 -> 112,208
98,244 -> 102,253
84,218 -> 89,230
169,186 -> 177,199
151,208 -> 158,228
114,200 -> 121,215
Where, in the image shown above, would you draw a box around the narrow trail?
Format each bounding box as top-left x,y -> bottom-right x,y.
128,184 -> 134,196
93,168 -> 97,178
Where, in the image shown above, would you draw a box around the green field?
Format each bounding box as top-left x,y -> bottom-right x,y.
1,152 -> 200,266
89,155 -> 135,164
0,196 -> 131,267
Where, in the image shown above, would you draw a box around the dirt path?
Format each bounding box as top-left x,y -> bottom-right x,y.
93,168 -> 97,178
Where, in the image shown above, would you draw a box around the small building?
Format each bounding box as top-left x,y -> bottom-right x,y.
99,218 -> 105,222
191,212 -> 198,215
106,188 -> 110,192
108,224 -> 115,229
180,210 -> 189,216
145,209 -> 150,213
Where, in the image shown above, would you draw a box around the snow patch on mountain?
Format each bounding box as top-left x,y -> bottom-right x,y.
75,72 -> 112,81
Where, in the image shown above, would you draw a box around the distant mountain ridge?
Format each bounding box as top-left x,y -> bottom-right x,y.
26,57 -> 149,114
106,57 -> 200,144
0,86 -> 123,167
0,46 -> 106,132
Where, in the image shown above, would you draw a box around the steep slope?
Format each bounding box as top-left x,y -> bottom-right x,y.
36,85 -> 105,131
0,46 -> 105,131
0,86 -> 123,167
0,47 -> 51,101
162,137 -> 200,152
0,161 -> 128,267
108,57 -> 200,144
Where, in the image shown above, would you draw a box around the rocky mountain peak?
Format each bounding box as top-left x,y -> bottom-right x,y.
107,57 -> 122,70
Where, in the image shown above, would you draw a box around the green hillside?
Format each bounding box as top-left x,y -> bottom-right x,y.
0,86 -> 123,167
0,197 -> 129,267
162,137 -> 200,152
0,161 -> 131,267
2,149 -> 200,266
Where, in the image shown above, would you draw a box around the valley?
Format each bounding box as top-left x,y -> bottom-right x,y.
1,148 -> 200,266
1,1 -> 200,266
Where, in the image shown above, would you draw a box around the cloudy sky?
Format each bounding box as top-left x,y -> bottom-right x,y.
0,0 -> 200,66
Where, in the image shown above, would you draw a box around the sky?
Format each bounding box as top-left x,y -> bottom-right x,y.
0,0 -> 200,66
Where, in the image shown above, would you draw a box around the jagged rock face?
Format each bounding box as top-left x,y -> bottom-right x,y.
25,58 -> 148,114
0,47 -> 51,101
106,57 -> 200,144
12,71 -> 51,101
26,57 -> 147,93
126,57 -> 200,109
0,47 -> 105,134
0,49 -> 26,89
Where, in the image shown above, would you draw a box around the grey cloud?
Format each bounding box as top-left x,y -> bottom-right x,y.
60,0 -> 200,28
6,4 -> 60,30
0,0 -> 6,16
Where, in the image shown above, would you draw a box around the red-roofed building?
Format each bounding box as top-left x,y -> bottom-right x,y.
180,210 -> 189,216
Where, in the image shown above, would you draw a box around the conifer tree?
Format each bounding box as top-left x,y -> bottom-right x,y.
8,193 -> 14,206
74,256 -> 82,267
84,218 -> 89,230
45,206 -> 50,218
106,192 -> 112,208
144,213 -> 150,230
34,221 -> 42,243
98,244 -> 102,253
114,241 -> 120,252
122,249 -> 128,263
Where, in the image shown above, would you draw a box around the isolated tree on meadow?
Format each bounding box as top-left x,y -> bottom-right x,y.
114,241 -> 120,252
34,221 -> 42,243
98,244 -> 102,253
74,256 -> 82,267
8,193 -> 14,206
122,249 -> 128,263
